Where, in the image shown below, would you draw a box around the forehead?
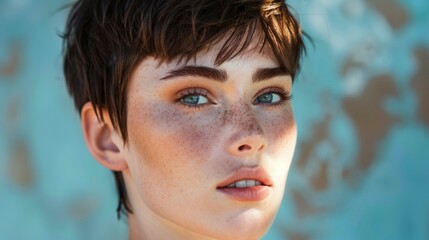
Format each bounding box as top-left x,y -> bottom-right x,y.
140,46 -> 278,81
128,32 -> 282,90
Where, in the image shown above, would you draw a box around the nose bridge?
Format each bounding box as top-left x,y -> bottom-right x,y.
223,101 -> 267,156
223,101 -> 263,134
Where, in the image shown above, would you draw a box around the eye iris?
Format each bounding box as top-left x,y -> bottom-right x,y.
182,95 -> 200,104
258,93 -> 273,103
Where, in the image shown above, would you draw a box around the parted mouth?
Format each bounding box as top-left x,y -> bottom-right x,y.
225,179 -> 263,188
216,167 -> 273,189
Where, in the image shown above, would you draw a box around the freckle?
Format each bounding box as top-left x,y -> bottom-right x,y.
229,103 -> 264,135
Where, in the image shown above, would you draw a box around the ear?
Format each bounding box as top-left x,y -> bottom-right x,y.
81,102 -> 128,171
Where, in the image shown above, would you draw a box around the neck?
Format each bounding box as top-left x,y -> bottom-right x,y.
128,211 -> 216,240
128,213 -> 144,240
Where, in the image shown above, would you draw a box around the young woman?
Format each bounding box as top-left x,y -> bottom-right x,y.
62,0 -> 306,239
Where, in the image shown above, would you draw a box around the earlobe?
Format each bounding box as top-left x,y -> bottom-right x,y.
81,102 -> 128,171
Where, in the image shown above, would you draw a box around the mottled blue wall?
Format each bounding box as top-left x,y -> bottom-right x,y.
1,0 -> 428,239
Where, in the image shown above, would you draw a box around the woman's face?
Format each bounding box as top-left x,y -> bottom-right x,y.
118,42 -> 297,239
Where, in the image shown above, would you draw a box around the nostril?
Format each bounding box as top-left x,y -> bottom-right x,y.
238,145 -> 251,151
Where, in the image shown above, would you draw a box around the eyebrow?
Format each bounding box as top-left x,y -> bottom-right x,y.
160,66 -> 227,82
252,67 -> 290,83
160,66 -> 290,83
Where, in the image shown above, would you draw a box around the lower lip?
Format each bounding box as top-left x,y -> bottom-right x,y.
217,186 -> 271,202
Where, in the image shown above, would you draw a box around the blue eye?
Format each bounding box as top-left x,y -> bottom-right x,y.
254,92 -> 282,104
177,88 -> 211,108
180,94 -> 209,105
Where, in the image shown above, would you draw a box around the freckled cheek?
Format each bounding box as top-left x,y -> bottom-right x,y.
134,103 -> 224,164
262,107 -> 297,150
166,122 -> 220,162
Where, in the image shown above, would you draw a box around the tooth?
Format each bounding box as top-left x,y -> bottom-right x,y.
246,180 -> 255,187
235,180 -> 247,188
225,180 -> 264,188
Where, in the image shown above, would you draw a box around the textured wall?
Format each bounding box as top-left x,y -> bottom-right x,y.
1,0 -> 428,239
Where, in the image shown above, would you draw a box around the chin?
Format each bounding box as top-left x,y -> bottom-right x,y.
210,208 -> 276,240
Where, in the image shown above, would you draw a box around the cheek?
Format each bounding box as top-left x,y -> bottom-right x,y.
127,102 -> 224,168
262,105 -> 297,155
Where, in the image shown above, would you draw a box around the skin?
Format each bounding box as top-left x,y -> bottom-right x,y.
82,40 -> 297,240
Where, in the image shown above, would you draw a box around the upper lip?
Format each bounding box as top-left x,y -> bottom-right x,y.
216,167 -> 273,188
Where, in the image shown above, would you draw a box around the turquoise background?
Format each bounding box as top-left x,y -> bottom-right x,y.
1,0 -> 428,239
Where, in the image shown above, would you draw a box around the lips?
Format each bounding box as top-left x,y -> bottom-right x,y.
217,167 -> 273,188
216,167 -> 273,202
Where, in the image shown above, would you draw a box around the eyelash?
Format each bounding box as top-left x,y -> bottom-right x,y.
176,88 -> 212,109
253,87 -> 292,107
176,87 -> 292,109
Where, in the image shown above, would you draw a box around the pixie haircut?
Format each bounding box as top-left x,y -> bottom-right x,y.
62,0 -> 306,218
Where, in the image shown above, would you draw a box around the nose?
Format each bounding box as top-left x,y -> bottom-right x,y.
225,105 -> 267,157
228,133 -> 267,156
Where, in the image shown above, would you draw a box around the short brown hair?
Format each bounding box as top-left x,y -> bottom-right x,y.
62,0 -> 307,219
